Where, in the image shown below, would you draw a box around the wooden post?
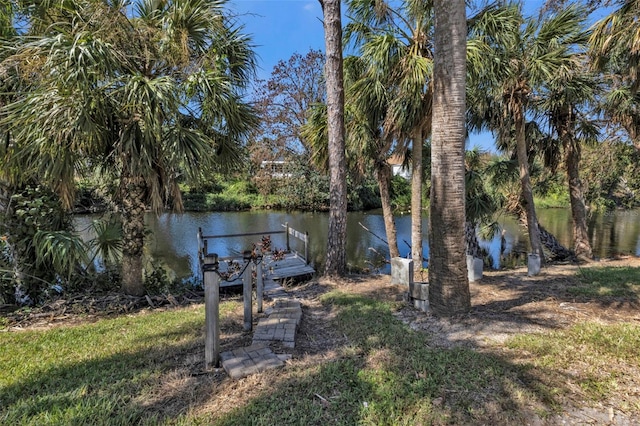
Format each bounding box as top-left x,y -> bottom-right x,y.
203,254 -> 219,368
285,222 -> 290,252
243,260 -> 252,331
256,260 -> 264,313
305,232 -> 309,264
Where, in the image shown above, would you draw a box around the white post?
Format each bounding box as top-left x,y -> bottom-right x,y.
285,222 -> 290,251
243,260 -> 252,331
256,261 -> 264,313
305,232 -> 309,264
203,254 -> 219,368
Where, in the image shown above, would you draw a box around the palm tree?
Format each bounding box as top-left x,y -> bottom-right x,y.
428,0 -> 470,314
344,0 -> 434,275
1,0 -> 257,295
303,55 -> 401,259
538,70 -> 598,260
591,0 -> 640,152
0,0 -> 28,299
590,0 -> 640,87
467,3 -> 589,266
464,148 -> 503,259
319,0 -> 348,276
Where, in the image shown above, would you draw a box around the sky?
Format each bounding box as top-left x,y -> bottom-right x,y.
228,1 -> 326,80
227,0 -> 608,152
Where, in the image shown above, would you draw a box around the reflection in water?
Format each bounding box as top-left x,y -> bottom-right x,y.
74,208 -> 640,280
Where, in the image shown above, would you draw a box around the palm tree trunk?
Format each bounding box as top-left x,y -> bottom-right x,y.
411,128 -> 423,275
514,102 -> 544,264
375,159 -> 399,258
565,138 -> 593,260
428,0 -> 470,315
320,0 -> 347,277
465,221 -> 482,258
120,174 -> 147,296
516,210 -> 574,260
539,223 -> 574,260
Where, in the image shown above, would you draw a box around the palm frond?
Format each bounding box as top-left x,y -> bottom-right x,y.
34,230 -> 89,280
89,217 -> 122,267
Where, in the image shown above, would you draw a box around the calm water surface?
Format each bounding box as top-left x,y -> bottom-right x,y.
74,208 -> 640,280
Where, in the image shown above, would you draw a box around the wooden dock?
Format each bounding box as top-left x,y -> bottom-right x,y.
213,252 -> 315,288
199,224 -> 315,368
197,223 -> 316,288
263,253 -> 316,281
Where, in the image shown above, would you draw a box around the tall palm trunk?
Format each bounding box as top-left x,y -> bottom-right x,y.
428,0 -> 470,315
375,159 -> 399,258
514,100 -> 544,263
465,221 -> 482,258
320,0 -> 347,276
120,174 -> 147,296
561,120 -> 593,260
515,209 -> 573,260
411,128 -> 423,274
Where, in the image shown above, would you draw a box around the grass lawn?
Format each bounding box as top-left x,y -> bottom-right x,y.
2,262 -> 640,425
572,266 -> 640,298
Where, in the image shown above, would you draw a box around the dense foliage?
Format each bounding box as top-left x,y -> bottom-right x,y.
0,186 -> 73,304
2,0 -> 640,304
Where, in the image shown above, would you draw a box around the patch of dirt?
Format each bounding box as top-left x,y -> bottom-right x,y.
390,256 -> 640,349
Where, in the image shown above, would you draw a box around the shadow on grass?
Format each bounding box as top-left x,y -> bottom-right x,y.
212,292 -> 563,425
0,311 -> 224,425
453,265 -> 640,334
5,270 -> 635,425
572,266 -> 640,301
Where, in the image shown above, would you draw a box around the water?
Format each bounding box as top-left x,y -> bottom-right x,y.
74,208 -> 640,280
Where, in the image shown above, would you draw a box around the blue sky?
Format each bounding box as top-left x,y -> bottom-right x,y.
229,1 -> 326,80
227,0 -> 606,152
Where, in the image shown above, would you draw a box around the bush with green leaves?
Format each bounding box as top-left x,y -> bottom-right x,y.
0,186 -> 125,303
581,141 -> 640,209
0,186 -> 80,304
348,178 -> 380,211
390,175 -> 411,212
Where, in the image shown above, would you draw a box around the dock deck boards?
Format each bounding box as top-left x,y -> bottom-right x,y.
217,253 -> 315,288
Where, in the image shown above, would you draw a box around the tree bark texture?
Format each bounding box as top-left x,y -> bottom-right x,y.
375,160 -> 400,258
561,120 -> 593,260
516,210 -> 574,260
428,0 -> 471,315
411,128 -> 423,274
465,221 -> 482,259
539,224 -> 575,260
120,174 -> 147,296
514,102 -> 545,263
320,0 -> 347,276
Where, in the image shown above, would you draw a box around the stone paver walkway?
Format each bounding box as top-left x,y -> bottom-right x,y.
253,299 -> 301,348
219,343 -> 290,379
220,280 -> 302,379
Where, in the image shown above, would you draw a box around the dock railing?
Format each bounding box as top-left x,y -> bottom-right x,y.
197,222 -> 309,270
197,223 -> 310,369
